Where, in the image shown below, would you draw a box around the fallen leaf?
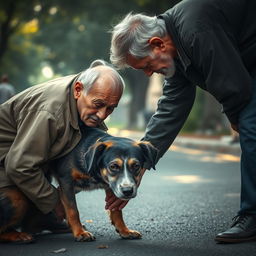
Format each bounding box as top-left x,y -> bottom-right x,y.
85,219 -> 93,223
97,244 -> 109,249
51,248 -> 67,253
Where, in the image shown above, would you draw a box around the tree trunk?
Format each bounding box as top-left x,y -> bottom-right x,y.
124,69 -> 149,129
0,1 -> 16,64
197,91 -> 228,134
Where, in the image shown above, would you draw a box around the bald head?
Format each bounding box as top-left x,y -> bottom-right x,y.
78,59 -> 125,95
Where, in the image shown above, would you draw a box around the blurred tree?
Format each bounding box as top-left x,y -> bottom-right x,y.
0,0 -> 57,89
123,69 -> 149,129
1,0 -> 193,130
0,0 -> 51,64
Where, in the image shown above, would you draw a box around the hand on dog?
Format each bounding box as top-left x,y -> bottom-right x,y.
105,168 -> 147,211
105,189 -> 129,211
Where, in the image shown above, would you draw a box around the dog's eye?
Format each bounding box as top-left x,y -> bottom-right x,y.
109,163 -> 120,172
131,163 -> 140,171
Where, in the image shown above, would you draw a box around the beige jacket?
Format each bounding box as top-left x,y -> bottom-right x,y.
0,74 -> 107,213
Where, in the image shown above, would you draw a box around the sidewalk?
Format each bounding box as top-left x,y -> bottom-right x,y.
108,128 -> 241,155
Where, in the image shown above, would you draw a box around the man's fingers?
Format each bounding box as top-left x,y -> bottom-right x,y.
105,197 -> 117,209
104,188 -> 130,211
106,198 -> 129,211
118,200 -> 129,210
105,198 -> 121,210
105,193 -> 116,203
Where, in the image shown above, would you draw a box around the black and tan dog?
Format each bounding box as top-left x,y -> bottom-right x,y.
0,127 -> 157,243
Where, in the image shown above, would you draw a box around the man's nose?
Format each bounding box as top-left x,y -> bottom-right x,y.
96,108 -> 107,120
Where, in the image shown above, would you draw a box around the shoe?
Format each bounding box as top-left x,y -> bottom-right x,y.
21,211 -> 71,234
215,214 -> 256,243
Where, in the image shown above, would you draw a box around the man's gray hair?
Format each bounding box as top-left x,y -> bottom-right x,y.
78,59 -> 125,93
110,13 -> 167,69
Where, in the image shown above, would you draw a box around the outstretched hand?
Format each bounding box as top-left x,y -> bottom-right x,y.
105,189 -> 129,211
105,168 -> 147,211
231,123 -> 239,132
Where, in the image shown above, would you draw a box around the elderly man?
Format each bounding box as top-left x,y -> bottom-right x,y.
0,59 -> 124,243
109,0 -> 256,244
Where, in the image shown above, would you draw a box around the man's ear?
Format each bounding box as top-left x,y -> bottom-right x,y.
148,37 -> 165,50
73,81 -> 84,99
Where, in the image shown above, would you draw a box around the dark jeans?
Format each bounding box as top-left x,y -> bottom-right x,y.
238,78 -> 256,215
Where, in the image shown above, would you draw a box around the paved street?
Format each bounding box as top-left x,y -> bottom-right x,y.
1,144 -> 256,256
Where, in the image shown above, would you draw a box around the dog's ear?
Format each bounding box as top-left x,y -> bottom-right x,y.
84,142 -> 108,175
137,141 -> 158,170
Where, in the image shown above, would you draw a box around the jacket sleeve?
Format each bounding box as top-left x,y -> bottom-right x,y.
142,67 -> 196,165
190,28 -> 252,125
5,110 -> 59,214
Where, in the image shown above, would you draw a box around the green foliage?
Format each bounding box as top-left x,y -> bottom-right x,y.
181,88 -> 204,133
0,0 -> 181,91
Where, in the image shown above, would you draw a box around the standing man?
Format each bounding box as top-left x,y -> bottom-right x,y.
0,59 -> 125,243
0,74 -> 15,104
109,0 -> 256,243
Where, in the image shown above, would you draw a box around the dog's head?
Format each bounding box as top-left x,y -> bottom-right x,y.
84,138 -> 158,200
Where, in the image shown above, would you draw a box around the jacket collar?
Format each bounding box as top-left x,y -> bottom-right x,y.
69,74 -> 80,130
158,13 -> 191,71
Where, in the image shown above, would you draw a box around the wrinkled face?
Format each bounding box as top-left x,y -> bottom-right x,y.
99,142 -> 144,200
74,76 -> 122,127
127,52 -> 176,78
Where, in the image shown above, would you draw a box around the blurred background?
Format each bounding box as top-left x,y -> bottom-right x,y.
0,0 -> 232,137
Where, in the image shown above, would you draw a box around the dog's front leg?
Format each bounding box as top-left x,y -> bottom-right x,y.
108,210 -> 142,239
58,182 -> 95,242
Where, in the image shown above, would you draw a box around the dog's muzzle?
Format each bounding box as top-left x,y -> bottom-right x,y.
120,185 -> 134,197
118,183 -> 137,199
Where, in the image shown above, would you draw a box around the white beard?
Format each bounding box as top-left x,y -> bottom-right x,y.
156,56 -> 176,78
163,57 -> 176,78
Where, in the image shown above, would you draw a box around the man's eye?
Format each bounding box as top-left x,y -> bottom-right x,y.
94,103 -> 103,108
107,106 -> 115,112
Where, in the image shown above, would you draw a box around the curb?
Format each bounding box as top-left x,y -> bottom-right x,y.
173,136 -> 241,155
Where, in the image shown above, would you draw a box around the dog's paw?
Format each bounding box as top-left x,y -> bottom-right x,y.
118,229 -> 142,239
74,231 -> 96,242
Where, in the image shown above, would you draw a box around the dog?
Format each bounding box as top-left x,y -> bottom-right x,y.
0,127 -> 157,243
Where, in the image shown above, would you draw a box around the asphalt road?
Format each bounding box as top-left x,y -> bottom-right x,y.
1,145 -> 256,256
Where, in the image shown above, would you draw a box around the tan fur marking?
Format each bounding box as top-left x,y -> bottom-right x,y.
113,158 -> 123,166
127,158 -> 137,166
133,141 -> 140,147
103,141 -> 114,148
71,168 -> 90,181
109,210 -> 130,233
109,175 -> 118,182
0,188 -> 29,233
134,141 -> 151,147
108,210 -> 142,239
91,141 -> 114,151
100,168 -> 109,183
60,192 -> 85,236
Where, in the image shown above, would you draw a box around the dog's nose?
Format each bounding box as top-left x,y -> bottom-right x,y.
120,186 -> 134,197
